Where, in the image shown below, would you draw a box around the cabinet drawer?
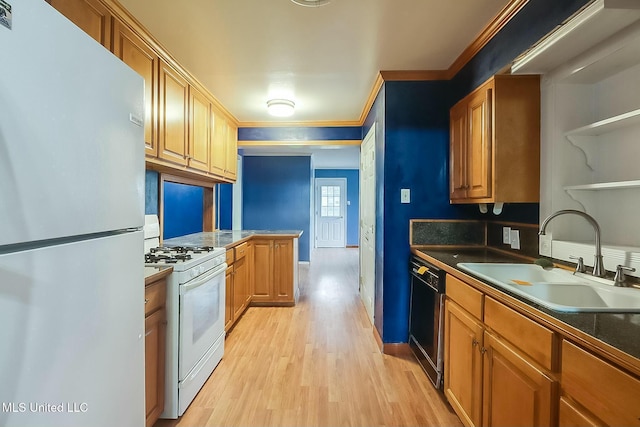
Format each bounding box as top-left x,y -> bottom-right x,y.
446,274 -> 483,320
226,248 -> 235,265
484,297 -> 555,370
235,242 -> 248,260
145,279 -> 166,316
562,340 -> 640,427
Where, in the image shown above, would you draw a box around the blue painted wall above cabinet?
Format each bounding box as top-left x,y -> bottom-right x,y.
163,181 -> 204,239
238,126 -> 361,142
243,156 -> 311,262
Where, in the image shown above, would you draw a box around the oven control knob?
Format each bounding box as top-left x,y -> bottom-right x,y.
199,266 -> 205,275
190,270 -> 197,278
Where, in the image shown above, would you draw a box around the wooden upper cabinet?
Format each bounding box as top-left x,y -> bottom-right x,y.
158,60 -> 189,166
112,21 -> 158,156
49,0 -> 112,49
466,83 -> 492,200
188,85 -> 211,172
449,101 -> 468,200
450,75 -> 540,204
210,108 -> 228,177
225,121 -> 238,180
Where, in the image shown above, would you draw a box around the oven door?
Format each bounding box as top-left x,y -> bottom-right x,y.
178,262 -> 227,380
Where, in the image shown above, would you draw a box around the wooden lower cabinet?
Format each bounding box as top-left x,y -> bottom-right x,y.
444,300 -> 484,427
560,340 -> 640,427
225,243 -> 251,332
225,264 -> 234,332
444,274 -> 556,427
251,238 -> 297,305
482,330 -> 554,427
144,278 -> 166,427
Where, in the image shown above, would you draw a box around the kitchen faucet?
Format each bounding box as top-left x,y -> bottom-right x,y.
538,209 -> 606,278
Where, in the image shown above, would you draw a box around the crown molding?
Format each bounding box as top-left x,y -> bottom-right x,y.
379,70 -> 449,81
239,140 -> 361,146
446,0 -> 529,79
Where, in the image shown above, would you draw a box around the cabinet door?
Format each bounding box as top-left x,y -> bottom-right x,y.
450,101 -> 468,200
158,60 -> 189,166
49,0 -> 112,49
233,255 -> 248,318
209,109 -> 227,176
188,85 -> 211,171
444,300 -> 484,427
466,82 -> 493,200
482,330 -> 554,427
225,266 -> 233,331
273,239 -> 294,302
112,21 -> 158,157
225,121 -> 238,180
144,308 -> 166,427
558,397 -> 601,427
252,239 -> 273,302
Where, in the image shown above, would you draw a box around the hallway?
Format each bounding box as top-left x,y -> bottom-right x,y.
157,248 -> 461,427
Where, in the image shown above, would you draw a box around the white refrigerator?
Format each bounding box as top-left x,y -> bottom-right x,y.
0,0 -> 146,426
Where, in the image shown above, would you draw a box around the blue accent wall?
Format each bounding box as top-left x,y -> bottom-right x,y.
243,156 -> 311,262
371,0 -> 590,345
163,181 -> 204,239
239,126 -> 361,141
217,183 -> 233,229
145,170 -> 159,215
314,169 -> 360,246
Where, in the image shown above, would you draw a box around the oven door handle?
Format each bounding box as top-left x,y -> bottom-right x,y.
180,263 -> 227,294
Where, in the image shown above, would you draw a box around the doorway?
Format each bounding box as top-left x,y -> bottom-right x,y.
315,178 -> 347,248
359,125 -> 376,325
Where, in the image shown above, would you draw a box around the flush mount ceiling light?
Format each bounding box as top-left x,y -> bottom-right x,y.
290,0 -> 331,7
267,99 -> 295,117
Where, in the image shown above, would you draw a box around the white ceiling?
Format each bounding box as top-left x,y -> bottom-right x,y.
117,0 -> 512,125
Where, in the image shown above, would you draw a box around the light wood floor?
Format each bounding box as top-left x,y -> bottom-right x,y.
156,248 -> 462,427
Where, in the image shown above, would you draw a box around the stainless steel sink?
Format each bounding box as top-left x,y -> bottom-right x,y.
457,263 -> 640,313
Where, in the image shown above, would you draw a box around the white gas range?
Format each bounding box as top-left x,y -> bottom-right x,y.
144,216 -> 227,419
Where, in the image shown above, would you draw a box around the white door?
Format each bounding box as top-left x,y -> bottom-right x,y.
315,178 -> 347,248
360,126 -> 376,325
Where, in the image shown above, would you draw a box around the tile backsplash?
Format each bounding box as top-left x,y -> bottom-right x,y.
411,219 -> 539,259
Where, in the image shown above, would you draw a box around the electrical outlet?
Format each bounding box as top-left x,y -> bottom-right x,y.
502,227 -> 511,244
401,189 -> 410,204
539,233 -> 552,257
510,229 -> 521,250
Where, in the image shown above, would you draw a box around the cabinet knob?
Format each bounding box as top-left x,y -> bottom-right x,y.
480,347 -> 487,354
472,338 -> 479,347
144,298 -> 149,304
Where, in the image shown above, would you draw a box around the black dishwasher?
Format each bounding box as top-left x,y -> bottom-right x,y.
408,255 -> 446,389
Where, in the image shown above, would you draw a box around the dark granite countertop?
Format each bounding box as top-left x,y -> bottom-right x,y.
163,230 -> 303,249
414,247 -> 640,363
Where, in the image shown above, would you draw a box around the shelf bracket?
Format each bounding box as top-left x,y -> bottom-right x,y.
565,135 -> 596,171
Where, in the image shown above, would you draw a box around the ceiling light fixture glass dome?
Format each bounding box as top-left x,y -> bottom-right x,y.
290,0 -> 331,7
267,99 -> 295,117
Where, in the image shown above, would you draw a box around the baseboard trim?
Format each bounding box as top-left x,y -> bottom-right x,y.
382,343 -> 412,357
346,245 -> 359,248
372,325 -> 383,353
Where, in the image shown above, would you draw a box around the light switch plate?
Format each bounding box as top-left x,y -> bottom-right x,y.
510,229 -> 521,250
539,233 -> 552,257
502,227 -> 511,244
401,188 -> 410,204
